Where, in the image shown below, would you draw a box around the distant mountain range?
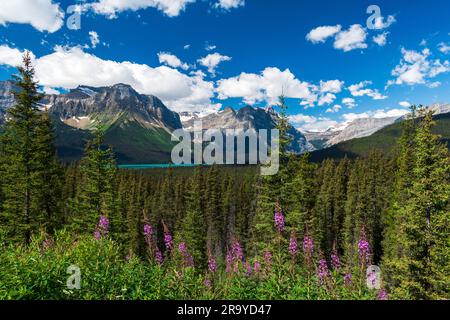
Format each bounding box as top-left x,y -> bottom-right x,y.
180,106 -> 314,154
0,81 -> 313,163
305,103 -> 450,150
0,80 -> 448,164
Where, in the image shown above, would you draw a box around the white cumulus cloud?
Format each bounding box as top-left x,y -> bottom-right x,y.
0,45 -> 35,66
326,104 -> 342,113
373,32 -> 388,46
198,52 -> 231,75
399,101 -> 411,107
216,67 -> 315,106
333,24 -> 368,52
86,0 -> 196,18
214,0 -> 245,10
306,25 -> 342,43
348,81 -> 387,100
342,97 -> 356,108
0,0 -> 64,33
89,31 -> 100,48
158,52 -> 189,70
387,47 -> 450,86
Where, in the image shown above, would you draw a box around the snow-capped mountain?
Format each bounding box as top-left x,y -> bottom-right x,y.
181,105 -> 315,154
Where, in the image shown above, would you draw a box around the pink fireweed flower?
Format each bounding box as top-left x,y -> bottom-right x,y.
331,250 -> 341,269
377,289 -> 388,300
358,238 -> 370,265
344,273 -> 353,286
204,278 -> 212,289
155,247 -> 163,265
303,234 -> 314,255
263,251 -> 272,269
317,259 -> 329,284
208,254 -> 217,273
94,215 -> 109,239
43,237 -> 53,251
253,260 -> 261,273
289,233 -> 299,256
164,232 -> 173,251
231,239 -> 244,262
226,251 -> 233,273
178,242 -> 194,268
274,206 -> 285,233
143,223 -> 153,245
245,262 -> 252,276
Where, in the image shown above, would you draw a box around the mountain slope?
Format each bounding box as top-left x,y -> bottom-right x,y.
181,106 -> 315,154
309,112 -> 450,162
0,81 -> 182,164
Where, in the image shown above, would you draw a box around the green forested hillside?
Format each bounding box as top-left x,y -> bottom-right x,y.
310,113 -> 450,162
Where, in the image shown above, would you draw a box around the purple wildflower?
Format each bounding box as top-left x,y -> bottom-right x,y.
94,215 -> 109,239
245,262 -> 252,276
178,242 -> 194,268
303,234 -> 314,256
226,251 -> 233,273
358,238 -> 370,265
377,289 -> 388,300
317,258 -> 329,284
331,251 -> 341,269
274,205 -> 285,233
164,232 -> 173,251
43,238 -> 53,251
204,278 -> 212,289
178,242 -> 187,253
208,254 -> 217,273
143,224 -> 153,245
155,247 -> 164,265
289,234 -> 299,256
344,273 -> 353,286
231,239 -> 244,261
263,251 -> 272,268
253,260 -> 261,273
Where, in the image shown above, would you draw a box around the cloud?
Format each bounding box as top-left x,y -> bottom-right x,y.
205,44 -> 217,51
86,0 -> 196,18
333,24 -> 368,52
0,45 -> 218,113
387,47 -> 450,86
158,52 -> 189,70
318,93 -> 336,106
197,52 -> 231,75
373,32 -> 388,46
183,44 -> 191,50
342,97 -> 356,108
288,113 -> 340,132
89,31 -> 100,48
0,0 -> 64,33
427,81 -> 441,88
216,67 -> 315,105
0,45 -> 35,67
214,0 -> 245,10
348,81 -> 387,100
319,80 -> 344,93
41,86 -> 60,95
306,25 -> 342,43
438,42 -> 450,54
399,101 -> 411,107
326,104 -> 342,113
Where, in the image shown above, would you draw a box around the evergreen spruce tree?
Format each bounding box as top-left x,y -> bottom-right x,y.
74,125 -> 118,235
384,109 -> 450,299
0,52 -> 61,244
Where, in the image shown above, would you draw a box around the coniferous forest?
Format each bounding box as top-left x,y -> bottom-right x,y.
0,54 -> 449,301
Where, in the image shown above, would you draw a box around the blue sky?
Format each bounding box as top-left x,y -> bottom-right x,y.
0,0 -> 449,131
